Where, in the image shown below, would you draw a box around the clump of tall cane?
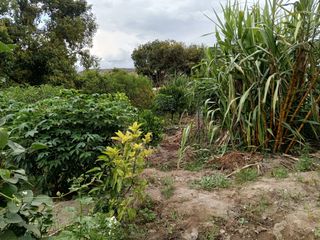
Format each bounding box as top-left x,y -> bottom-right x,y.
198,0 -> 320,153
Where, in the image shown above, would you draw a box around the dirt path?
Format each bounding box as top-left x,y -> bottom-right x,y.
142,168 -> 320,240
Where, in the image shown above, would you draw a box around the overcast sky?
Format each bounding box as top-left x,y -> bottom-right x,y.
87,0 -> 227,69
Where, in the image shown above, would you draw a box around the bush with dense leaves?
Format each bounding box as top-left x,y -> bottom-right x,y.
153,85 -> 189,118
75,69 -> 154,109
85,122 -> 152,221
138,110 -> 164,146
0,126 -> 53,239
5,90 -> 138,195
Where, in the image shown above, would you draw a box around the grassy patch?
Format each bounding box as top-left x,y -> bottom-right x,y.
235,168 -> 259,183
199,225 -> 219,240
161,177 -> 175,199
295,156 -> 314,172
272,167 -> 289,179
193,174 -> 230,191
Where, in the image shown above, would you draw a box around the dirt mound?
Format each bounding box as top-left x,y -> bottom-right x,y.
214,151 -> 263,172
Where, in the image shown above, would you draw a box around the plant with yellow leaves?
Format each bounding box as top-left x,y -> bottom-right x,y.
87,122 -> 153,221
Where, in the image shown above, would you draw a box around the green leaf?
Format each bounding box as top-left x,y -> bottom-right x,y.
0,128 -> 9,150
0,216 -> 8,230
23,223 -> 41,238
0,41 -> 14,53
7,201 -> 20,214
5,213 -> 23,224
21,190 -> 34,204
0,183 -> 18,197
7,141 -> 26,156
31,195 -> 52,207
0,230 -> 18,240
30,142 -> 48,150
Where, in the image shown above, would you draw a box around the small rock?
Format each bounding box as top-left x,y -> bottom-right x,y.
220,229 -> 226,234
181,227 -> 198,240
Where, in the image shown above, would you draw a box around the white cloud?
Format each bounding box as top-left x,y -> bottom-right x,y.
87,0 -> 227,68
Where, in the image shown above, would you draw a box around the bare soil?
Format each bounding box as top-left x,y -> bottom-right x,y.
141,168 -> 320,240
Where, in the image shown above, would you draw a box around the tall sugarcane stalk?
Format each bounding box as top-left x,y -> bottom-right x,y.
197,0 -> 320,153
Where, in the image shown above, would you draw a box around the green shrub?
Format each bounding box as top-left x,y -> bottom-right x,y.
76,69 -> 154,109
0,127 -> 53,239
138,110 -> 164,145
6,90 -> 138,195
153,85 -> 188,117
84,122 -> 152,221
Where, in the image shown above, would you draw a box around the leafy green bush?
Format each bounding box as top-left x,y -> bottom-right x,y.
6,90 -> 138,195
153,85 -> 188,117
84,122 -> 152,221
76,69 -> 154,109
138,110 -> 164,145
0,127 -> 53,239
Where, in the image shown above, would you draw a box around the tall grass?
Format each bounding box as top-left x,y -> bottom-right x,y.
197,0 -> 320,153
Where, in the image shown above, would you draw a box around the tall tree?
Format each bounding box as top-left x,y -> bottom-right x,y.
131,40 -> 203,86
0,0 -> 97,86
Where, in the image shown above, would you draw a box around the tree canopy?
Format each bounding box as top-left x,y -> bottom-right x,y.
131,40 -> 203,86
0,0 -> 97,86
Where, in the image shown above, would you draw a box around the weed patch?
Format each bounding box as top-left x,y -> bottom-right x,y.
161,177 -> 175,199
235,168 -> 259,183
272,167 -> 289,179
193,174 -> 230,191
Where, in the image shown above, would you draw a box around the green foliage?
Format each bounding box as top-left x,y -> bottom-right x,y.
54,214 -> 124,240
76,70 -> 154,109
138,110 -> 164,146
178,124 -> 191,169
193,174 -> 230,190
139,208 -> 157,223
235,168 -> 259,183
197,0 -> 320,152
0,85 -> 63,104
55,211 -> 123,240
153,85 -> 188,117
85,123 -> 152,221
132,40 -> 203,85
5,90 -> 137,194
272,167 -> 289,179
295,156 -> 314,172
160,177 -> 175,199
0,0 -> 97,85
0,127 -> 53,239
